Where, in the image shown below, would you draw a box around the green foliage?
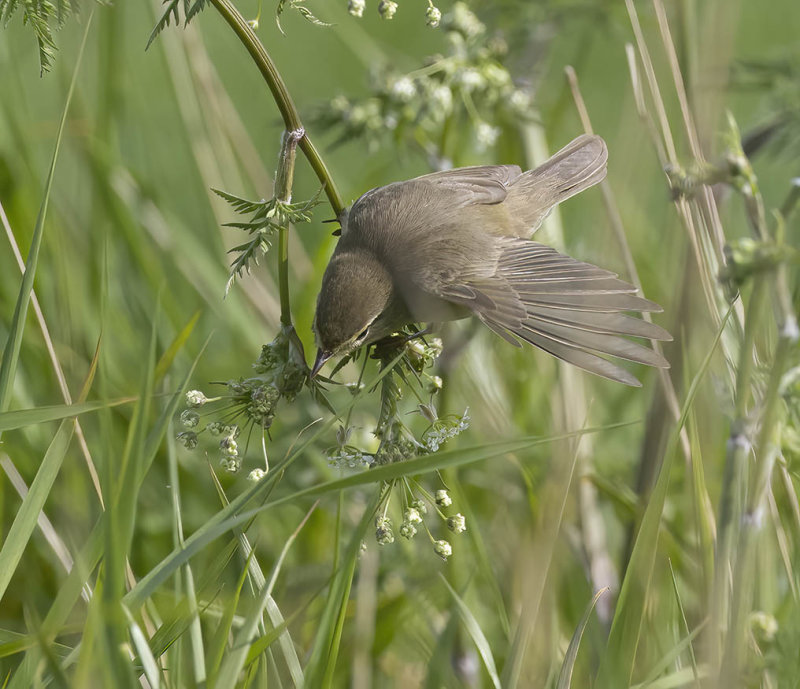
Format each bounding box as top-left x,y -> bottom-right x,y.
0,0 -> 82,73
147,0 -> 209,49
214,187 -> 322,294
275,0 -> 331,35
2,0 -> 800,687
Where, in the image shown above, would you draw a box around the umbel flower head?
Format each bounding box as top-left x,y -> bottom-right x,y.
175,328 -> 310,474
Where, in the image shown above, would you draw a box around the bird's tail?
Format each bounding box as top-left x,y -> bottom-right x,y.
505,134 -> 608,235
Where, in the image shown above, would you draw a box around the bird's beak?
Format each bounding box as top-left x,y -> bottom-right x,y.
311,349 -> 333,378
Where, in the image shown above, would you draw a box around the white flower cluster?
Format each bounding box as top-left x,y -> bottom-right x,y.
422,409 -> 470,452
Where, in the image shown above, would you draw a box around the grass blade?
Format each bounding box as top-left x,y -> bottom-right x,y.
0,419 -> 75,601
441,575 -> 502,689
596,309 -> 731,688
304,490 -> 382,688
0,398 -> 137,432
0,13 -> 93,425
556,587 -> 608,689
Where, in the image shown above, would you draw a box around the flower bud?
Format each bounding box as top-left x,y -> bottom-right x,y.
220,436 -> 238,457
447,513 -> 466,533
433,539 -> 452,560
176,431 -> 198,450
375,515 -> 395,544
348,0 -> 365,17
378,0 -> 398,19
399,521 -> 418,539
435,489 -> 452,507
185,390 -> 208,408
426,5 -> 441,27
180,409 -> 200,428
219,456 -> 241,473
248,468 -> 267,482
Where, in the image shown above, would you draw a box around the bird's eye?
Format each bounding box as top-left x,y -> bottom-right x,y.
356,327 -> 370,342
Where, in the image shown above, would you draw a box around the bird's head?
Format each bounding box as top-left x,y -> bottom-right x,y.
312,250 -> 400,376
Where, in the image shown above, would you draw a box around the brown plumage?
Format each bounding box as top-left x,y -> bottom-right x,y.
312,134 -> 670,386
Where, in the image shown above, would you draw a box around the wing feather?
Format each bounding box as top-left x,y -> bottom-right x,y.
435,238 -> 670,386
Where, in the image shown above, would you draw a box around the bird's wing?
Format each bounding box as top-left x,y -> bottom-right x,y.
505,134 -> 608,235
435,239 -> 670,386
413,165 -> 523,206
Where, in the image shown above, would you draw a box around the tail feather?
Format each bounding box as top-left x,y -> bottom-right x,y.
505,134 -> 608,235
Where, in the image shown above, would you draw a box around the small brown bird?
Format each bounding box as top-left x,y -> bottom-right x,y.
312,135 -> 670,386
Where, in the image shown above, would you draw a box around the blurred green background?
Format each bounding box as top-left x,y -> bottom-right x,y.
1,0 -> 799,686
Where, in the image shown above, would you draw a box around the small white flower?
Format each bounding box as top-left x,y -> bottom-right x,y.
180,409 -> 200,428
447,513 -> 466,534
433,539 -> 452,560
404,507 -> 423,524
219,456 -> 241,473
449,3 -> 484,38
435,489 -> 452,507
185,390 -> 208,408
176,431 -> 198,450
457,68 -> 484,91
475,122 -> 500,151
509,89 -> 531,114
248,468 -> 267,482
750,611 -> 778,643
348,0 -> 365,18
375,515 -> 395,544
378,0 -> 398,19
399,522 -> 418,539
391,76 -> 416,103
483,63 -> 511,88
430,85 -> 453,115
426,5 -> 441,27
220,437 -> 238,457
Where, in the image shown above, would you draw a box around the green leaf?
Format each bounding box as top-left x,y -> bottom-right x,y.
304,491 -> 381,687
556,588 -> 608,689
441,575 -> 502,689
0,8 -> 91,425
595,308 -> 731,689
0,419 -> 75,601
0,398 -> 136,432
147,0 -> 181,49
124,607 -> 162,689
212,188 -> 267,215
155,310 -> 201,383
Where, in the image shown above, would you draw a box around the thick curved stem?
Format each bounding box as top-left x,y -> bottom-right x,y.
209,0 -> 346,218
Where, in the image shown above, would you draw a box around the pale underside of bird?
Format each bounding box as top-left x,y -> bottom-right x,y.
312,134 -> 671,387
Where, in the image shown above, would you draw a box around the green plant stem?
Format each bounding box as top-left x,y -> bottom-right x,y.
209,0 -> 345,218
719,284 -> 797,685
709,277 -> 765,665
275,129 -> 302,327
